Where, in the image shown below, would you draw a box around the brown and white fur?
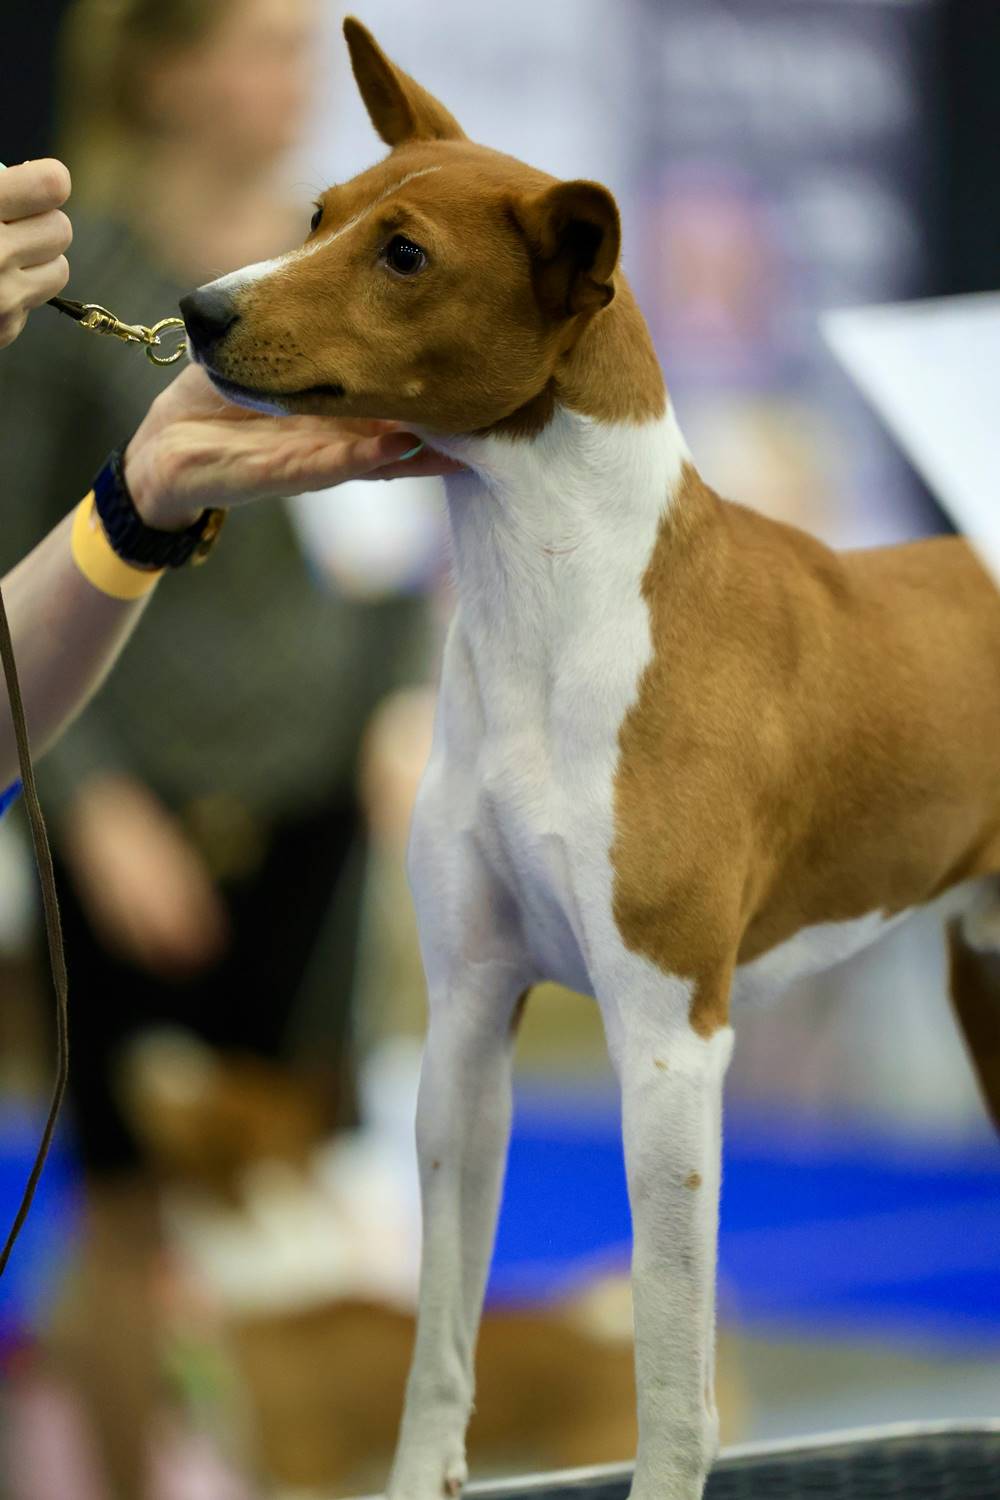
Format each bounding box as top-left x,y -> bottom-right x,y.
180,20 -> 1000,1500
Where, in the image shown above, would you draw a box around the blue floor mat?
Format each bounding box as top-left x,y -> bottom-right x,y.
489,1090 -> 1000,1350
2,1093 -> 997,1352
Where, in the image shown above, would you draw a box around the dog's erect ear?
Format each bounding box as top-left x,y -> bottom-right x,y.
514,180 -> 621,319
343,17 -> 466,146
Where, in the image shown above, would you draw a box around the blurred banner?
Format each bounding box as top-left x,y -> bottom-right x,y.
632,0 -> 945,547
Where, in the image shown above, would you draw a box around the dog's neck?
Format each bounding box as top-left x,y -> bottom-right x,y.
426,295 -> 689,672
442,400 -> 687,561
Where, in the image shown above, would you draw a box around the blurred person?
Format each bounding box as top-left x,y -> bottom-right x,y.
0,2 -> 442,1493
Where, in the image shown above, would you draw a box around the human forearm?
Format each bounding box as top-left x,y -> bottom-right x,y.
0,508 -> 153,785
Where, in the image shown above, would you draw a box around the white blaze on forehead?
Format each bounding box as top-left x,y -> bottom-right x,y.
204,165 -> 443,298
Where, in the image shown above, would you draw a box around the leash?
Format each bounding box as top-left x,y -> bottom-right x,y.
47,296 -> 187,365
0,293 -> 186,1273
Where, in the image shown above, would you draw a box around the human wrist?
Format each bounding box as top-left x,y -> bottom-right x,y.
123,434 -> 202,532
93,445 -> 226,570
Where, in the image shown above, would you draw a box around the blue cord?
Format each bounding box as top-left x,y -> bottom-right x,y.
0,780 -> 23,816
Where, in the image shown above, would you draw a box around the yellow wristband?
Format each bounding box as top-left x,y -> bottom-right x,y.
71,492 -> 164,601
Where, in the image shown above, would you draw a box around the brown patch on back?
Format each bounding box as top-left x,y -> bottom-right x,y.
683,1172 -> 702,1190
947,918 -> 1000,1133
612,464 -> 1000,1036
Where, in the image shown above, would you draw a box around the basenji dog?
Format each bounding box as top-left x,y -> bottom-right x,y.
179,19 -> 1000,1500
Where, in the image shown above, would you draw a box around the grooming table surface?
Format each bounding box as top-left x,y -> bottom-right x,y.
468,1422 -> 1000,1500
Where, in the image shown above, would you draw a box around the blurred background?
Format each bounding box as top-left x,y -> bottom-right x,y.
1,1 -> 999,1497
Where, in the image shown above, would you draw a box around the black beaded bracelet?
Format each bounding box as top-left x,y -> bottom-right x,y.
92,446 -> 225,570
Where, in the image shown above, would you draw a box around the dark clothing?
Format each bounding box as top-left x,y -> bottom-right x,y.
56,796 -> 362,1176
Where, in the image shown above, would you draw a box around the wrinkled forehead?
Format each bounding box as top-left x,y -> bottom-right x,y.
317,139 -> 555,234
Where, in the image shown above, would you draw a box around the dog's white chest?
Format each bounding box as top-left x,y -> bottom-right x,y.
473,725 -> 594,994
411,410 -> 689,1000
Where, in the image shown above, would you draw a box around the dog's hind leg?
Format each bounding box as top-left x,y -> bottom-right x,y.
948,889 -> 1000,1134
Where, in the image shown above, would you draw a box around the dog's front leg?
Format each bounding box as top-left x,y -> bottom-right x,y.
388,976 -> 524,1500
605,994 -> 734,1500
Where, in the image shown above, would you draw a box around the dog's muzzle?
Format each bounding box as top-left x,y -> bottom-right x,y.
179,286 -> 240,357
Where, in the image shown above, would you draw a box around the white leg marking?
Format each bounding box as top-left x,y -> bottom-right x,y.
603,992 -> 733,1500
388,987 -> 522,1500
390,760 -> 531,1500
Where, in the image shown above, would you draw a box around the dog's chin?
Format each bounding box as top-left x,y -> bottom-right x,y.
197,360 -> 346,417
204,370 -> 290,416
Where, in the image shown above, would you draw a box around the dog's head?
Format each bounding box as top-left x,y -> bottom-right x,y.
180,18 -> 623,435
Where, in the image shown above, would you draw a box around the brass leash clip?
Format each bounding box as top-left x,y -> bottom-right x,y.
47,297 -> 187,366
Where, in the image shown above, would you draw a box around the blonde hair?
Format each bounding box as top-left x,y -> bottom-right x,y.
58,0 -> 236,208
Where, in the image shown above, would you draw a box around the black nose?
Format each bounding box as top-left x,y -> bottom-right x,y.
179,286 -> 239,352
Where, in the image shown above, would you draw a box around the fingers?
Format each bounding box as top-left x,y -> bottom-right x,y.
271,429 -> 464,494
18,254 -> 71,308
126,381 -> 466,517
0,310 -> 28,351
368,450 -> 465,481
0,256 -> 71,348
362,436 -> 465,480
6,207 -> 73,269
0,162 -> 72,347
0,159 -> 72,223
297,430 -> 461,489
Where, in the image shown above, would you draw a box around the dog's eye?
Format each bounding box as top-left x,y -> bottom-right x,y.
310,205 -> 323,233
384,235 -> 426,276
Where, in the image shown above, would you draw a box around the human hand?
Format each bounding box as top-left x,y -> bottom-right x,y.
0,159 -> 72,349
62,775 -> 230,978
123,364 -> 463,531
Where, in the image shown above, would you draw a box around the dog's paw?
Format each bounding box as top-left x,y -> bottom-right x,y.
628,1474 -> 708,1500
443,1453 -> 468,1497
388,1445 -> 468,1500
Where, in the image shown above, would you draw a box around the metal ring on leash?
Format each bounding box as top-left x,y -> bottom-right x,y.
145,316 -> 188,365
47,298 -> 188,365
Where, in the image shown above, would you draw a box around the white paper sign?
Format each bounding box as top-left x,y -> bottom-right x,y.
822,294 -> 1000,582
